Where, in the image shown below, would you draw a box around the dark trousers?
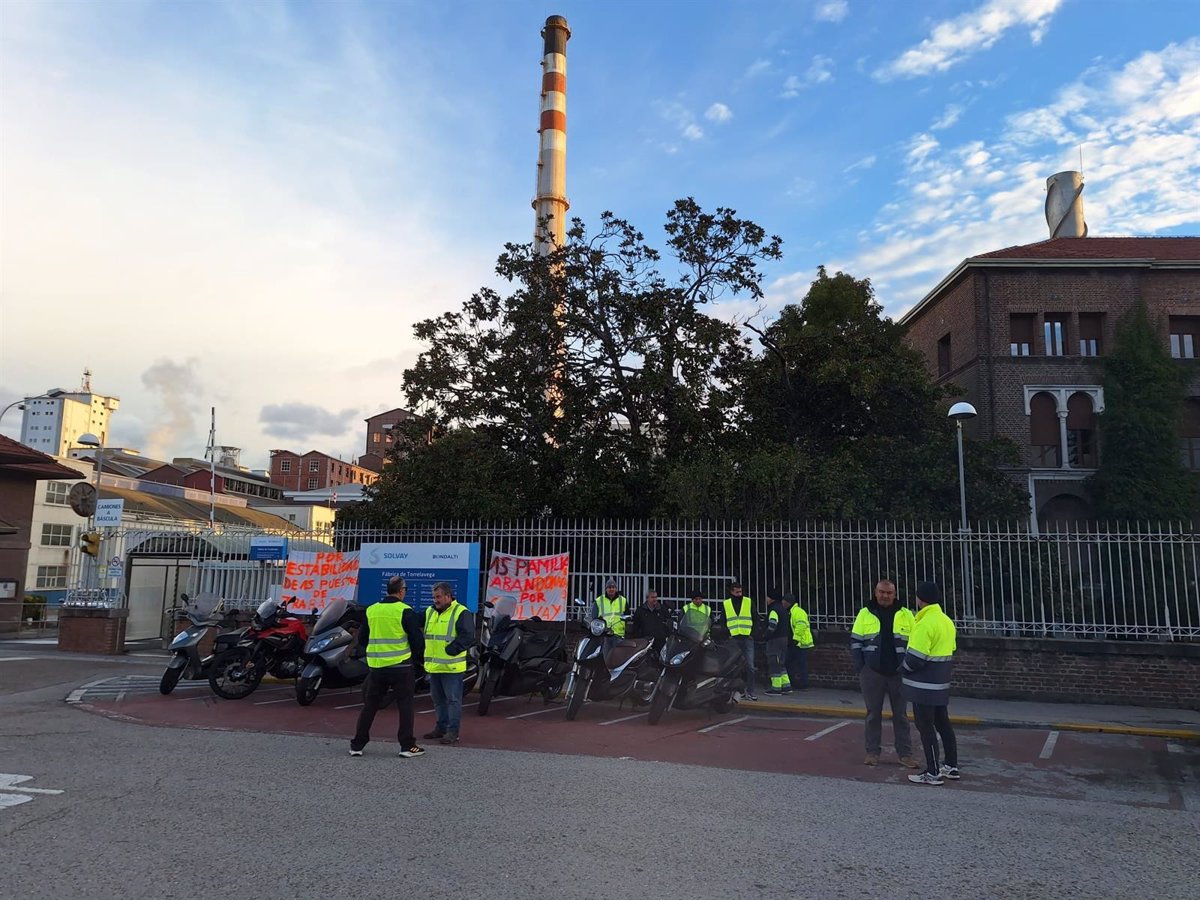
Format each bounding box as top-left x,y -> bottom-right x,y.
912,702 -> 958,776
859,667 -> 912,756
732,636 -> 756,693
785,644 -> 809,689
352,664 -> 415,751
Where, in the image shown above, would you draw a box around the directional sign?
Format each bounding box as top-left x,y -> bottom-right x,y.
95,499 -> 124,526
0,774 -> 64,814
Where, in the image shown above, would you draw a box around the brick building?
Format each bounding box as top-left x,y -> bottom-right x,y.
269,450 -> 378,492
901,236 -> 1200,529
358,407 -> 413,473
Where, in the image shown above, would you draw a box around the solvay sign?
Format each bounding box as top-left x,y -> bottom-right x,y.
357,543 -> 481,613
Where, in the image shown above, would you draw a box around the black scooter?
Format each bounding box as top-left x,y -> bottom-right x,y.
476,601 -> 570,716
160,594 -> 230,695
563,604 -> 659,720
646,612 -> 743,725
295,597 -> 367,706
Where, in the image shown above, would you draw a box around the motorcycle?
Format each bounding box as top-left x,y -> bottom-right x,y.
646,611 -> 743,725
476,599 -> 570,716
159,593 -> 231,695
563,608 -> 659,721
208,597 -> 308,700
295,597 -> 368,706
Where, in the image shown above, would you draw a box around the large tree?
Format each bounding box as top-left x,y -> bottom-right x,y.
1089,301 -> 1196,521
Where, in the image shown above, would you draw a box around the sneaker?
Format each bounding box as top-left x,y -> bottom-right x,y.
745,694 -> 758,701
397,745 -> 426,758
908,772 -> 944,786
764,688 -> 782,695
348,748 -> 363,757
780,687 -> 793,694
423,729 -> 445,740
439,731 -> 460,745
864,753 -> 879,767
939,765 -> 961,780
899,756 -> 921,769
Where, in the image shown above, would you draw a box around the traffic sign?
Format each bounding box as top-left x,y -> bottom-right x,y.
95,499 -> 124,526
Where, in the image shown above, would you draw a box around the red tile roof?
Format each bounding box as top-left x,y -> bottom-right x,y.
0,434 -> 87,480
974,236 -> 1200,262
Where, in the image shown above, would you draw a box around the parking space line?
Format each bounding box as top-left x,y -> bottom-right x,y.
507,704 -> 569,719
804,720 -> 852,742
699,715 -> 748,734
1040,730 -> 1059,760
600,712 -> 646,726
0,657 -> 37,662
254,696 -> 298,705
334,702 -> 363,710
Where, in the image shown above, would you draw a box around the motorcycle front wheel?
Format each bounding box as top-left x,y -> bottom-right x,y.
477,665 -> 498,716
208,648 -> 263,700
159,665 -> 183,695
295,674 -> 322,706
564,676 -> 587,720
647,674 -> 678,725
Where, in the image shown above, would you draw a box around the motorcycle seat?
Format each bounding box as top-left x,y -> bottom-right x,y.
605,639 -> 651,668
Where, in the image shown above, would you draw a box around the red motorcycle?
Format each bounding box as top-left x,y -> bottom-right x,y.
207,597 -> 309,700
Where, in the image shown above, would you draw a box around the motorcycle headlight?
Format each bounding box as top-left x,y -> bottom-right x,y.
308,636 -> 334,653
588,619 -> 606,637
670,651 -> 690,666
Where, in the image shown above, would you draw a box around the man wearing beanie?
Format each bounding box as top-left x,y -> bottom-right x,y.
763,587 -> 791,695
901,581 -> 959,785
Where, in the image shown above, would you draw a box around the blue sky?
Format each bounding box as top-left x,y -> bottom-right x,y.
1,0 -> 1197,466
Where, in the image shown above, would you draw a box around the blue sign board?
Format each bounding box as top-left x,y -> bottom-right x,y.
357,542 -> 481,613
249,536 -> 289,561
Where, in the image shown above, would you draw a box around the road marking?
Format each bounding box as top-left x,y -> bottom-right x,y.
335,702 -> 363,710
507,704 -> 569,719
805,720 -> 852,742
699,715 -> 748,734
1040,730 -> 1060,760
0,657 -> 37,662
66,689 -> 85,703
0,794 -> 33,810
254,696 -> 298,705
600,712 -> 647,726
0,773 -> 65,806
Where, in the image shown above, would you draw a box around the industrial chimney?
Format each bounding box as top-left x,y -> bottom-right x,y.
1045,171 -> 1088,238
534,15 -> 571,253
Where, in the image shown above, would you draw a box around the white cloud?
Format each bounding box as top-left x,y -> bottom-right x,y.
776,38 -> 1200,315
931,103 -> 964,130
875,0 -> 1065,81
814,1 -> 849,23
782,56 -> 835,98
705,102 -> 733,123
682,123 -> 704,140
744,59 -> 772,78
843,154 -> 877,173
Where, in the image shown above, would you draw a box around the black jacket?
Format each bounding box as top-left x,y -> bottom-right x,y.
358,596 -> 425,667
631,603 -> 673,644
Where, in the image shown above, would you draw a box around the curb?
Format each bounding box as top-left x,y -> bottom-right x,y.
745,699 -> 1200,742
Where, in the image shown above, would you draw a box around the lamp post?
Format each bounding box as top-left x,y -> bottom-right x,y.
0,390 -> 64,435
77,432 -> 105,594
948,402 -> 978,619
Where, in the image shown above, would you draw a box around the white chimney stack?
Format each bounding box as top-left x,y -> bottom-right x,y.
1045,171 -> 1088,238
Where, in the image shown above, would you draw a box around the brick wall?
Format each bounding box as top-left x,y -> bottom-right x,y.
57,608 -> 128,654
806,630 -> 1200,709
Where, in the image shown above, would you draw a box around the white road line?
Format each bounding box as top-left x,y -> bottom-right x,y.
65,690 -> 85,703
114,692 -> 125,703
0,786 -> 64,795
1040,730 -> 1060,760
599,712 -> 646,726
699,715 -> 748,734
334,702 -> 363,710
805,720 -> 852,742
0,657 -> 37,662
253,696 -> 298,705
1167,742 -> 1185,755
418,697 -> 514,714
507,704 -> 568,719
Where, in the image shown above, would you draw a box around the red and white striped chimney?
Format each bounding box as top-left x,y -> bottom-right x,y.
534,15 -> 570,254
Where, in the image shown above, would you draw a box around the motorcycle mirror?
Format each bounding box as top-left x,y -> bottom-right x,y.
180,593 -> 190,603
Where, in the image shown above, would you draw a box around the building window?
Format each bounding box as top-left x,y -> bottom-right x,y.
1044,315 -> 1067,357
280,459 -> 292,473
308,477 -> 318,489
1066,393 -> 1099,468
36,565 -> 69,589
1170,317 -> 1200,359
372,433 -> 381,444
309,460 -> 320,472
1029,391 -> 1061,467
1181,400 -> 1200,471
936,333 -> 952,377
1010,314 -> 1034,356
41,523 -> 74,547
45,482 -> 72,505
1078,313 -> 1103,357
288,514 -> 297,522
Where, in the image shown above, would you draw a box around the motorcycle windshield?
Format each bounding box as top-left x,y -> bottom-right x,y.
255,598 -> 277,620
186,592 -> 220,619
677,612 -> 711,644
311,598 -> 347,635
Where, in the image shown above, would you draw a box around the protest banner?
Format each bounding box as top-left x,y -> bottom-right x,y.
282,550 -> 359,614
485,551 -> 569,621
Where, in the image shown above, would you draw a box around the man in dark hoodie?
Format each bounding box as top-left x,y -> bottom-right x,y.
349,575 -> 426,758
851,579 -> 918,768
763,587 -> 791,695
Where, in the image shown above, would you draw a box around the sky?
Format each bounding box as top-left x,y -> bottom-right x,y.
1,0 -> 1197,468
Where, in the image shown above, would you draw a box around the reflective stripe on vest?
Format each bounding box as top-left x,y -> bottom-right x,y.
424,601 -> 467,674
901,604 -> 956,703
365,601 -> 412,668
596,595 -> 627,637
723,597 -> 753,637
850,607 -> 915,658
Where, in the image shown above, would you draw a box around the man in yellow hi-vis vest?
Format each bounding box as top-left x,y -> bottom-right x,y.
722,581 -> 758,701
350,576 -> 426,758
783,593 -> 813,689
423,581 -> 475,745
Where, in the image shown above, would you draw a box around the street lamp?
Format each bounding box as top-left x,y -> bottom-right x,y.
948,402 -> 977,620
77,432 -> 105,593
0,390 -> 64,434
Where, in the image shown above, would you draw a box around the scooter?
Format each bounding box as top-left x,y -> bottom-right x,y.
563,606 -> 659,720
295,597 -> 367,706
476,599 -> 570,716
160,593 -> 232,695
646,611 -> 743,725
208,597 -> 308,700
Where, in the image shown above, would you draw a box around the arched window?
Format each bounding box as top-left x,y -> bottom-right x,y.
1029,391 -> 1060,467
1066,392 -> 1098,468
1181,399 -> 1200,471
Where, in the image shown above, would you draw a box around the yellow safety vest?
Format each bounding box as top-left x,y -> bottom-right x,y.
424,601 -> 467,674
789,604 -> 814,649
683,602 -> 712,633
850,606 -> 915,666
365,600 -> 413,668
722,596 -> 754,637
902,604 -> 957,705
595,594 -> 628,637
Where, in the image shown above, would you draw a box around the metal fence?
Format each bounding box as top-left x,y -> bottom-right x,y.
74,520 -> 1200,642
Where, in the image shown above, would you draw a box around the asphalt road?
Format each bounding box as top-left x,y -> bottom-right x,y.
1,653 -> 1198,899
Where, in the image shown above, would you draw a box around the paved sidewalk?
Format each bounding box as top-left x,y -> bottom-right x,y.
748,686 -> 1200,740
